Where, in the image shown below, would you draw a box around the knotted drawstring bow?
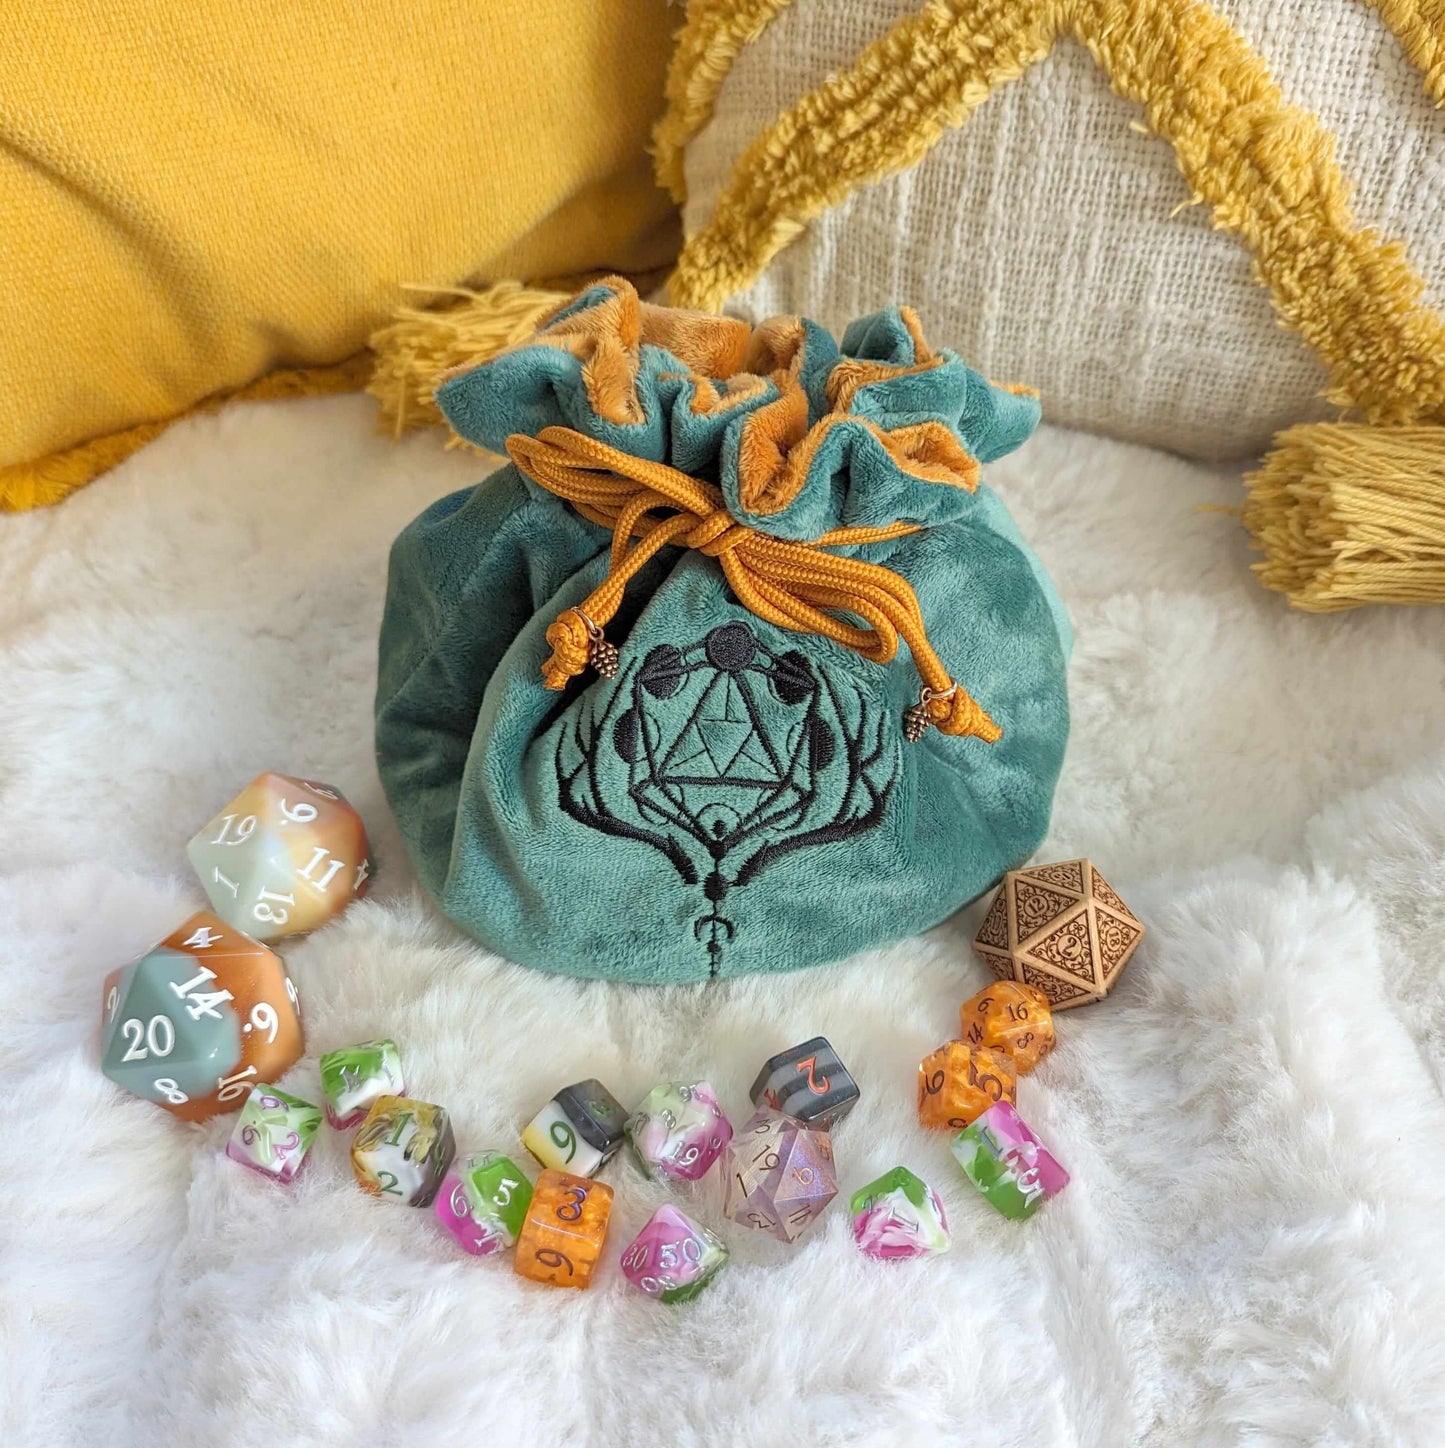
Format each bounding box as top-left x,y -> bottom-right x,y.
506,425 -> 1000,744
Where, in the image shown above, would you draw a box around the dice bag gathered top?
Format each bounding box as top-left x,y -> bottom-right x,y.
375,279 -> 1071,983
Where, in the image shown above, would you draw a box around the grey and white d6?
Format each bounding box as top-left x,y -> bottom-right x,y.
749,1036 -> 859,1129
521,1078 -> 629,1175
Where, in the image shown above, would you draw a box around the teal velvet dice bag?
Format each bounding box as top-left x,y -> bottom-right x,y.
374,281 -> 1071,983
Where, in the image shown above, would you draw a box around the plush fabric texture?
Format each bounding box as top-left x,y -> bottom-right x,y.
0,0 -> 679,506
6,391 -> 1445,1444
376,284 -> 1070,983
672,0 -> 1445,460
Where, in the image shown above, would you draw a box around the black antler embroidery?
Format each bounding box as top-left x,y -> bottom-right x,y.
555,623 -> 900,974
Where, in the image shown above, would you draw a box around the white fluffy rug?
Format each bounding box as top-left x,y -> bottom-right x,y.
4,394 -> 1445,1447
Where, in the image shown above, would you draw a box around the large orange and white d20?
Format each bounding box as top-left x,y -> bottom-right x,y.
99,911 -> 303,1121
187,772 -> 371,942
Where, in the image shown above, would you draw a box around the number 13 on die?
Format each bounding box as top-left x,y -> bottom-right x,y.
187,771 -> 371,942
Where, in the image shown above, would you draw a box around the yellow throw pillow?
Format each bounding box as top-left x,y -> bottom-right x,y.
0,0 -> 680,508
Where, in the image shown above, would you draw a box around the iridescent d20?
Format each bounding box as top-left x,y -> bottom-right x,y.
749,1036 -> 858,1129
625,1080 -> 733,1182
951,1101 -> 1069,1220
188,772 -> 371,942
621,1205 -> 729,1303
722,1108 -> 837,1242
319,1038 -> 405,1129
100,911 -> 303,1120
521,1079 -> 628,1175
225,1085 -> 322,1183
435,1151 -> 533,1256
850,1166 -> 951,1260
350,1095 -> 456,1206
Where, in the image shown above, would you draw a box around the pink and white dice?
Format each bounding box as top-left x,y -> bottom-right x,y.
625,1080 -> 733,1182
849,1166 -> 951,1260
225,1085 -> 322,1183
620,1204 -> 729,1303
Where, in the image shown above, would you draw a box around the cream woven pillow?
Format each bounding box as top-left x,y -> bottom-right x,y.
666,0 -> 1445,463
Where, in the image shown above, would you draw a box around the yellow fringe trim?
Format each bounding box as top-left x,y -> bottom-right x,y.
1364,0 -> 1445,106
671,0 -> 1445,429
366,281 -> 571,442
1244,424 -> 1445,609
669,2 -> 1055,313
652,0 -> 800,205
0,355 -> 372,514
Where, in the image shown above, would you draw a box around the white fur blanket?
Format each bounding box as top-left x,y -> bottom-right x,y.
3,395 -> 1445,1447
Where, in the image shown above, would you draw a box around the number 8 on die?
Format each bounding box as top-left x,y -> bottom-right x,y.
99,911 -> 303,1121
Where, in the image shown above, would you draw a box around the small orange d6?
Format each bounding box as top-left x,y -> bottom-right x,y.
514,1170 -> 614,1290
959,982 -> 1055,1074
918,1041 -> 1016,1131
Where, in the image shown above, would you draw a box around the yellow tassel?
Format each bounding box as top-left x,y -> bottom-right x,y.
366,281 -> 570,444
1244,423 -> 1445,610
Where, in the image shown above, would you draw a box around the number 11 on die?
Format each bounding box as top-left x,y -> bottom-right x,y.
187,771 -> 371,942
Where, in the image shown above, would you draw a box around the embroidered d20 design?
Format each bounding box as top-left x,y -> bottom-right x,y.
972,859 -> 1145,1009
556,622 -> 900,975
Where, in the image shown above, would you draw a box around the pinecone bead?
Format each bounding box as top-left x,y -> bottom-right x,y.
903,701 -> 930,743
588,634 -> 620,679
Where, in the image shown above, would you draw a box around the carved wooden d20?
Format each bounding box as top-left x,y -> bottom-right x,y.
973,859 -> 1144,1010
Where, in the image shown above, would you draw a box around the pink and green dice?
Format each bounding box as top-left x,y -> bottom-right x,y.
722,1108 -> 837,1242
225,1085 -> 322,1183
187,772 -> 371,942
749,1035 -> 859,1130
521,1079 -> 629,1176
621,1205 -> 729,1303
435,1151 -> 534,1256
850,1166 -> 951,1260
951,1101 -> 1069,1220
319,1038 -> 405,1129
625,1080 -> 733,1182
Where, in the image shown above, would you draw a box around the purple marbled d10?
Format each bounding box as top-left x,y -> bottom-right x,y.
625,1080 -> 733,1182
722,1108 -> 837,1243
620,1205 -> 729,1303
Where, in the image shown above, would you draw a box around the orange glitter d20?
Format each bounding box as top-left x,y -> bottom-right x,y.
99,911 -> 303,1122
513,1170 -> 614,1290
187,772 -> 371,942
973,859 -> 1145,1010
959,981 -> 1056,1074
917,1041 -> 1016,1131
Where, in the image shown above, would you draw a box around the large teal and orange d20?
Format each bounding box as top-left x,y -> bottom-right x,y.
187,772 -> 371,942
100,911 -> 303,1121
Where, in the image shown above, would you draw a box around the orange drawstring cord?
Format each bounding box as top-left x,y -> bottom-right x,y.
506,426 -> 1000,743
